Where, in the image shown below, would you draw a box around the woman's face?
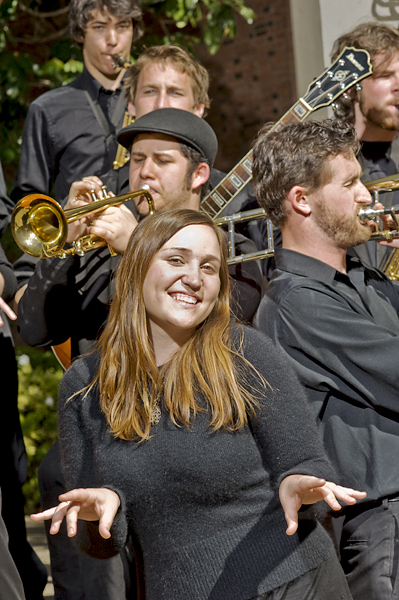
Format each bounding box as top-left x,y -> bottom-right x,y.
143,224 -> 221,345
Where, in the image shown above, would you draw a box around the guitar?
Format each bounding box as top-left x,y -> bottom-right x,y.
52,337 -> 72,371
200,46 -> 373,219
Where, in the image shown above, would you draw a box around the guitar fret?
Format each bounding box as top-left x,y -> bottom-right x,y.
221,180 -> 237,197
228,172 -> 244,189
201,200 -> 219,217
273,99 -> 312,131
242,158 -> 253,175
202,190 -> 227,217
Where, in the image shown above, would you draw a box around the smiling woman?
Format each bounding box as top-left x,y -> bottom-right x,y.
32,209 -> 366,600
142,223 -> 222,363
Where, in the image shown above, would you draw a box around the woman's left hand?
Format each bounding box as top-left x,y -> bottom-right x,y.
279,474 -> 367,536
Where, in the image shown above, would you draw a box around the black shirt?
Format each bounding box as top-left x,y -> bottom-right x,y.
11,68 -> 126,206
255,248 -> 399,502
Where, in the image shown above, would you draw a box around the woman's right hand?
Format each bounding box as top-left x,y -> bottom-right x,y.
31,487 -> 120,539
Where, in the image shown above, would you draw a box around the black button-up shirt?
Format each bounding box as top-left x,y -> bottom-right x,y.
255,248 -> 399,502
11,68 -> 126,206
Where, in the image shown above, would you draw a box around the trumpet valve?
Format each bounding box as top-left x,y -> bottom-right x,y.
89,186 -> 108,202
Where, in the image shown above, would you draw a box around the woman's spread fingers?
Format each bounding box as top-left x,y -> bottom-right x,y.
30,506 -> 59,521
65,503 -> 81,537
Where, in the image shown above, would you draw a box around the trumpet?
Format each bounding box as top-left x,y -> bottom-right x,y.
11,186 -> 154,259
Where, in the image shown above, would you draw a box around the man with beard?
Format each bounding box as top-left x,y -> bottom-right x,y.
253,118 -> 399,600
331,21 -> 399,270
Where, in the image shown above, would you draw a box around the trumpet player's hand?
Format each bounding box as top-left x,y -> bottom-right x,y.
0,296 -> 17,326
89,204 -> 138,254
0,275 -> 17,325
66,177 -> 106,244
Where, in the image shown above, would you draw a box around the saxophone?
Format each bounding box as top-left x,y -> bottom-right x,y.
113,111 -> 135,169
112,54 -> 135,170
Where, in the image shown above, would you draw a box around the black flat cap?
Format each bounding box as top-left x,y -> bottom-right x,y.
117,107 -> 218,166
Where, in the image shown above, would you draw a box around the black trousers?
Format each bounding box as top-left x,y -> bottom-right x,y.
340,498 -> 399,600
253,551 -> 352,600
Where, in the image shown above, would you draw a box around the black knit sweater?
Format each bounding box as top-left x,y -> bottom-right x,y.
58,326 -> 336,600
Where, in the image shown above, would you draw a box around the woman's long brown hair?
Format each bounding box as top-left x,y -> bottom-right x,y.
89,209 -> 264,441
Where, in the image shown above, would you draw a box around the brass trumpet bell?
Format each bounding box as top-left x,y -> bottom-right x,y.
11,187 -> 154,259
11,194 -> 69,259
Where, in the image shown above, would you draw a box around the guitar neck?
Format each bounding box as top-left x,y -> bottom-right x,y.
201,98 -> 313,218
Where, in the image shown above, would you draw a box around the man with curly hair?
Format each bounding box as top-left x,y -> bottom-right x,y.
253,117 -> 399,600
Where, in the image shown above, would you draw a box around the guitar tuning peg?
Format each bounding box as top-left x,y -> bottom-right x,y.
342,93 -> 350,100
331,103 -> 338,111
355,83 -> 362,91
338,59 -> 345,66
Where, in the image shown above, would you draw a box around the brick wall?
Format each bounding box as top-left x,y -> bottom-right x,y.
196,0 -> 296,172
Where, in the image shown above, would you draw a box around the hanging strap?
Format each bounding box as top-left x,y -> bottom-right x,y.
84,87 -> 126,164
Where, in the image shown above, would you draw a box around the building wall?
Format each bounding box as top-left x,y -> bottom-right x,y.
197,0 -> 297,172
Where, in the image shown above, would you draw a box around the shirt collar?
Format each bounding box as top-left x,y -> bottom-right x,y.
81,66 -> 123,98
274,247 -> 364,285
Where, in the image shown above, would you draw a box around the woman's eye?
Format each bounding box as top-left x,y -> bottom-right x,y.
202,264 -> 216,273
168,257 -> 183,265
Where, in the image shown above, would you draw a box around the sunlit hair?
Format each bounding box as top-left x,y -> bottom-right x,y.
88,209 -> 261,441
124,45 -> 210,113
252,119 -> 360,226
69,0 -> 143,45
331,22 -> 399,123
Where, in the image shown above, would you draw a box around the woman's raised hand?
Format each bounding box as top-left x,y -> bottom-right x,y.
279,474 -> 367,536
31,487 -> 120,539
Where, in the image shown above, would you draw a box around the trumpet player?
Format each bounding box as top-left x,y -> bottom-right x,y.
253,118 -> 399,600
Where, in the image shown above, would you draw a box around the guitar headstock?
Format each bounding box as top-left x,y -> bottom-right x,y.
304,46 -> 372,110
